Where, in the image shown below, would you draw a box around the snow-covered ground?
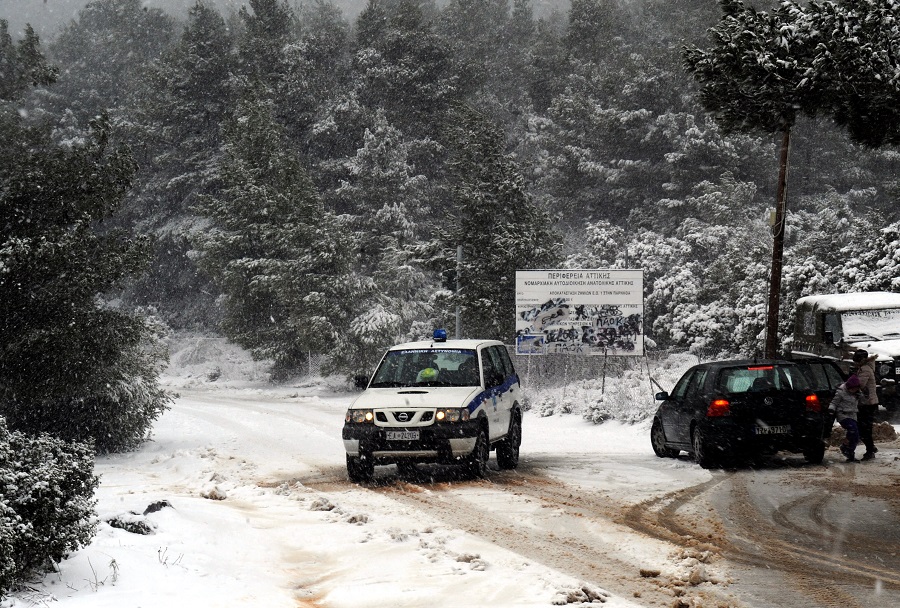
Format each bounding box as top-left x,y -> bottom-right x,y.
4,335 -> 892,608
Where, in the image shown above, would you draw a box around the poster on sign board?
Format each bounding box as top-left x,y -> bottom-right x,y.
515,269 -> 644,356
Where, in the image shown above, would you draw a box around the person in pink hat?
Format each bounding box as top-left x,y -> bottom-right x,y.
828,374 -> 863,462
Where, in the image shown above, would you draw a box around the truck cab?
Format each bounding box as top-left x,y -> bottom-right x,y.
791,292 -> 900,410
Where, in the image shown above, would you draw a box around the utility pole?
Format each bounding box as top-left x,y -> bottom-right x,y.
765,128 -> 791,359
455,245 -> 462,339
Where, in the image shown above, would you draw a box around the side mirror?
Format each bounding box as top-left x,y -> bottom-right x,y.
655,391 -> 669,401
824,331 -> 834,344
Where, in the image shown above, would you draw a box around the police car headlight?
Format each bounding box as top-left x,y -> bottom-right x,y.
435,408 -> 470,423
346,409 -> 374,424
879,363 -> 893,377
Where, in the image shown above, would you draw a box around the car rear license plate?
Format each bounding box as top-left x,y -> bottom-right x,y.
386,430 -> 419,441
754,424 -> 790,435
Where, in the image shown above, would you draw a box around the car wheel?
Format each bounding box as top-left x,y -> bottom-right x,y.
496,414 -> 521,470
651,419 -> 679,458
347,453 -> 374,483
691,427 -> 717,469
803,439 -> 826,464
466,427 -> 490,479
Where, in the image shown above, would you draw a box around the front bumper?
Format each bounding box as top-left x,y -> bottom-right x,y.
342,419 -> 481,464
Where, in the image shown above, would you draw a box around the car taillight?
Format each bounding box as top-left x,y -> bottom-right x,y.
707,398 -> 731,417
805,394 -> 820,412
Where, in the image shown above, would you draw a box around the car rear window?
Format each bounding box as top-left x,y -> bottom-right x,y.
715,365 -> 812,394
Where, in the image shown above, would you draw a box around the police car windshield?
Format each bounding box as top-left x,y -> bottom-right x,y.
369,349 -> 480,388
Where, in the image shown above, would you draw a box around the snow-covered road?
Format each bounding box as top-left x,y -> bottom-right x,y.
8,380 -> 900,608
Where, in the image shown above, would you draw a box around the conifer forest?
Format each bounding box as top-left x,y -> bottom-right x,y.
4,0 -> 900,384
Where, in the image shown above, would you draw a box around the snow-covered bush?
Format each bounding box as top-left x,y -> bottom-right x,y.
0,416 -> 98,596
1,312 -> 172,453
520,351 -> 698,423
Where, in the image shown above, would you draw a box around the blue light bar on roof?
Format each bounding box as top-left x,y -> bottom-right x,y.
433,328 -> 448,342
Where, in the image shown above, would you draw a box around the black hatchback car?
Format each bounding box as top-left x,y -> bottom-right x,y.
650,359 -> 831,468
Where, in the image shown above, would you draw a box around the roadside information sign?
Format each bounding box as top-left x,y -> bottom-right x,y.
515,269 -> 644,356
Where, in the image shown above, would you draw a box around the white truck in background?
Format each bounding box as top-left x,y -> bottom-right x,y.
790,291 -> 900,411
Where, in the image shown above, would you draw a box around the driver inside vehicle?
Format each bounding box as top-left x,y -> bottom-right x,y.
415,354 -> 440,383
416,366 -> 439,383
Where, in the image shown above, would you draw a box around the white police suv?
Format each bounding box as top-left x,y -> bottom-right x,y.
342,329 -> 523,482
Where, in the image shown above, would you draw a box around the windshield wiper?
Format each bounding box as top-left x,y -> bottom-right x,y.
846,334 -> 879,341
369,381 -> 407,388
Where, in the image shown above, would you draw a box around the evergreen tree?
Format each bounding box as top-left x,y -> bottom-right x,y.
46,0 -> 175,121
0,108 -> 170,451
234,0 -> 297,86
121,1 -> 236,327
282,1 -> 353,143
565,0 -> 627,62
842,218 -> 900,292
526,10 -> 568,113
354,0 -> 466,137
329,111 -> 438,374
532,52 -> 770,223
0,418 -> 99,594
683,0 -> 824,356
438,104 -> 561,340
810,0 -> 900,147
0,20 -> 58,100
439,0 -> 508,92
193,92 -> 359,377
683,0 -> 821,135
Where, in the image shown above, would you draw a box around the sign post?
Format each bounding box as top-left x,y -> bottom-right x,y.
515,269 -> 644,356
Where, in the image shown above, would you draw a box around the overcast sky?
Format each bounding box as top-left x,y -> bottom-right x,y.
3,0 -> 571,40
1,0 -> 346,38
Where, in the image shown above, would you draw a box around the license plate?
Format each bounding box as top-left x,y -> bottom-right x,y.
386,430 -> 419,441
754,424 -> 790,435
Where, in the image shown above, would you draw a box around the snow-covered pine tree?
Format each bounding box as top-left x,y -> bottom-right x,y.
234,0 -> 297,88
194,90 -> 359,378
438,0 -> 508,93
354,0 -> 465,138
438,103 -> 561,341
810,0 -> 900,147
45,0 -> 175,122
0,417 -> 99,595
851,220 -> 900,292
279,1 -> 353,144
1,38 -> 171,451
329,111 -> 439,376
122,1 -> 236,327
0,20 -> 57,100
683,0 -> 827,356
